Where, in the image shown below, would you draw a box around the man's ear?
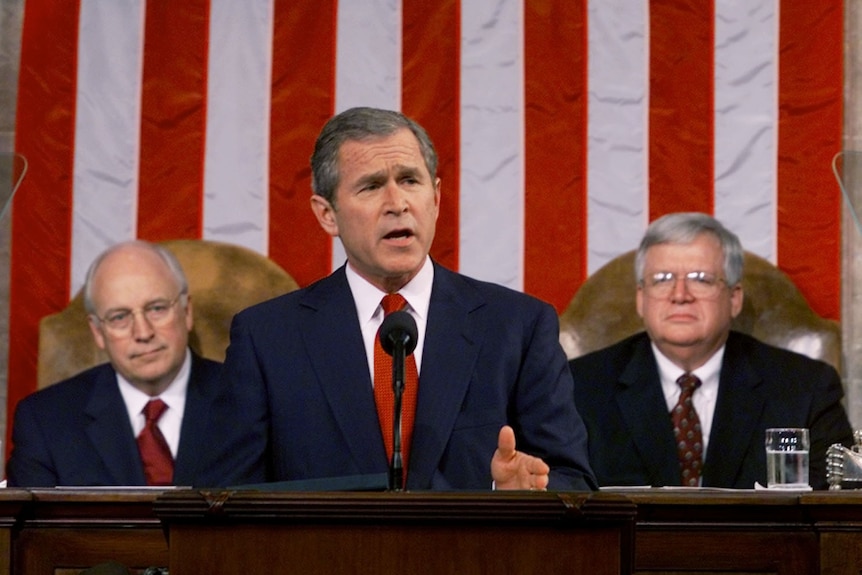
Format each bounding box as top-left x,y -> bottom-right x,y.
183,294 -> 194,332
88,316 -> 107,351
730,285 -> 744,319
310,194 -> 339,238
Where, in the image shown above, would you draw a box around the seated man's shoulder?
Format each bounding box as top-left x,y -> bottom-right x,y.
730,330 -> 835,370
569,332 -> 648,370
15,363 -> 114,418
727,331 -> 841,394
192,353 -> 223,376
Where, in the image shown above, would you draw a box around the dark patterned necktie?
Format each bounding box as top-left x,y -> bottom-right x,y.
137,399 -> 174,486
672,373 -> 703,486
373,293 -> 419,478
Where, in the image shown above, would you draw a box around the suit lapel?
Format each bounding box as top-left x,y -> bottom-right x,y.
84,368 -> 146,485
407,265 -> 483,488
174,355 -> 214,484
301,268 -> 389,471
615,336 -> 682,486
703,334 -> 765,487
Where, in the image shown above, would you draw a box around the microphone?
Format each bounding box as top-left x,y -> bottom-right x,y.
378,310 -> 418,491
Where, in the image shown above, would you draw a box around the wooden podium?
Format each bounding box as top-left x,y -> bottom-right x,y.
154,490 -> 636,574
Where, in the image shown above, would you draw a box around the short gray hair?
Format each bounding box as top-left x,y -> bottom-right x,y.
310,107 -> 438,205
634,212 -> 744,285
83,240 -> 189,315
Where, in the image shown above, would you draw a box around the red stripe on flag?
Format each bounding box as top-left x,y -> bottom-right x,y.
524,0 -> 588,313
402,0 -> 460,272
268,0 -> 337,287
137,0 -> 209,241
8,0 -> 81,451
648,0 -> 715,219
776,1 -> 843,320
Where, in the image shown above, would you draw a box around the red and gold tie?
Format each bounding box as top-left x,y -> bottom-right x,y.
373,294 -> 419,478
137,399 -> 174,486
672,373 -> 703,486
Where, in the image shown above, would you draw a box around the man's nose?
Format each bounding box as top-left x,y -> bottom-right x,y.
130,309 -> 156,339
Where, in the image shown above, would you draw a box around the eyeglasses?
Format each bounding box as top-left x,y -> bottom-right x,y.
93,294 -> 184,334
641,271 -> 727,299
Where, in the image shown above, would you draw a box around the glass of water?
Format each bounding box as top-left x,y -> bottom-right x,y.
765,428 -> 810,489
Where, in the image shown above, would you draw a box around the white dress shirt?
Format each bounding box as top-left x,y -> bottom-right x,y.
346,256 -> 434,386
653,343 -> 724,457
117,348 -> 191,457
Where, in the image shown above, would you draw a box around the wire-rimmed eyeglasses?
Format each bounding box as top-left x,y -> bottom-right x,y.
92,293 -> 185,334
641,271 -> 728,299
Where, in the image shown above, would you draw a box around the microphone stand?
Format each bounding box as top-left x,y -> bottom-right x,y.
390,335 -> 406,491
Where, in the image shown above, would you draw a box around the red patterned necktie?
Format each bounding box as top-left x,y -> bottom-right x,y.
373,293 -> 419,478
672,373 -> 703,486
137,399 -> 174,486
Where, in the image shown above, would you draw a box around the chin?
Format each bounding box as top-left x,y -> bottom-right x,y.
659,329 -> 704,347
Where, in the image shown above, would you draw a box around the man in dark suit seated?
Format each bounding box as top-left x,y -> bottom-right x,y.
7,241 -> 227,487
215,106 -> 596,491
569,212 -> 853,490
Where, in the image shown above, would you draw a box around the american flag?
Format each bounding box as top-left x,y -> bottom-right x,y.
10,0 -> 843,436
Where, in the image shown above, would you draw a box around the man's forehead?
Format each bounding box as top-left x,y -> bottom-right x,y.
646,240 -> 723,263
340,128 -> 421,158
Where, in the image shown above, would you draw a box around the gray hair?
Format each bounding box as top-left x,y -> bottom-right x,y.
634,212 -> 744,285
83,240 -> 189,315
310,107 -> 439,205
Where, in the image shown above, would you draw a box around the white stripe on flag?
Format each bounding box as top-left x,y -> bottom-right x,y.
71,0 -> 145,294
459,0 -> 525,290
203,0 -> 274,255
587,0 -> 650,272
713,0 -> 779,262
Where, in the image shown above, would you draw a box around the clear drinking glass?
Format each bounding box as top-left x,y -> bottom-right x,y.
765,428 -> 810,489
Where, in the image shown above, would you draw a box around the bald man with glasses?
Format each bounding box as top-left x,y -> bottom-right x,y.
569,212 -> 853,490
7,240 -> 233,487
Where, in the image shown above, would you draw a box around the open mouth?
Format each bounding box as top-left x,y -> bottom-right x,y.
383,228 -> 414,241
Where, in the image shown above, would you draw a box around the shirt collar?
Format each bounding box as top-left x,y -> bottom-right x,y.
653,342 -> 725,392
346,256 -> 434,323
117,347 -> 191,418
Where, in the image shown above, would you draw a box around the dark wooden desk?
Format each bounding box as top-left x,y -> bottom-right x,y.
0,491 -> 30,575
802,491 -> 862,574
613,489 -> 817,575
14,488 -> 862,574
612,488 -> 862,575
153,490 -> 636,574
12,489 -> 169,575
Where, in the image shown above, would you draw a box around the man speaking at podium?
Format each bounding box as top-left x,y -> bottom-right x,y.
215,107 -> 596,491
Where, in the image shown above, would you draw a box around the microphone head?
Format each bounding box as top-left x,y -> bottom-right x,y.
379,310 -> 418,357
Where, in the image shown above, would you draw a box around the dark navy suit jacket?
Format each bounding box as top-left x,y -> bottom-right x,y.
569,331 -> 853,489
7,352 -> 225,487
215,262 -> 596,491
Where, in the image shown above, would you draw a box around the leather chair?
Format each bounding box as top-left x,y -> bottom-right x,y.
37,239 -> 299,389
559,250 -> 842,374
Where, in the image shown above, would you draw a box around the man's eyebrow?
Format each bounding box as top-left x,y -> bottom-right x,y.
354,170 -> 387,188
102,296 -> 173,313
353,164 -> 425,187
395,164 -> 423,177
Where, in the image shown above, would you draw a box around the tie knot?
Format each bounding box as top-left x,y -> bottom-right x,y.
381,293 -> 407,316
142,399 -> 168,424
677,373 -> 702,393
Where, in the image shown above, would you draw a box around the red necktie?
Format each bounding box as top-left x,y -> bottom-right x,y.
672,373 -> 703,486
137,399 -> 174,486
374,294 -> 419,478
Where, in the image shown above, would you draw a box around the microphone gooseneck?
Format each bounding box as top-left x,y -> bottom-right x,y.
378,310 -> 418,491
